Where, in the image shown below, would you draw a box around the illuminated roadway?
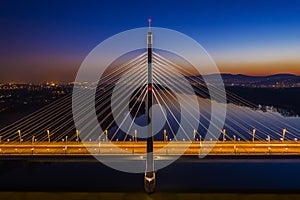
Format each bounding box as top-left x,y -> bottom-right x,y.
0,141 -> 300,158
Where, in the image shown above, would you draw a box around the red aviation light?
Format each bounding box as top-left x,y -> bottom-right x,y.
148,86 -> 152,91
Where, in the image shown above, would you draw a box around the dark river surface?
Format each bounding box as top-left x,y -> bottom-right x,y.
1,157 -> 300,192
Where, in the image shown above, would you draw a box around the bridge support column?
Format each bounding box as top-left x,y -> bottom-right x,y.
144,171 -> 156,193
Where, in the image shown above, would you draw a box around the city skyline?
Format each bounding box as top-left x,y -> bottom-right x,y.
1,0 -> 300,82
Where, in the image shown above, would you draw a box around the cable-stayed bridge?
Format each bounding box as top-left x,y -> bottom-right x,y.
0,50 -> 299,157
0,49 -> 300,153
1,24 -> 300,192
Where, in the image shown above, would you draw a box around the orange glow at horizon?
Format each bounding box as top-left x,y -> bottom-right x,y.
215,60 -> 300,76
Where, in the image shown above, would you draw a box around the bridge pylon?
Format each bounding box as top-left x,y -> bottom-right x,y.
144,18 -> 156,194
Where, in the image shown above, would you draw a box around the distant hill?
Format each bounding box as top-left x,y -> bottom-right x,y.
188,73 -> 300,116
200,74 -> 300,88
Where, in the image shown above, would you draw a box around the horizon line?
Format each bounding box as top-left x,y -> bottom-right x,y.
1,73 -> 300,84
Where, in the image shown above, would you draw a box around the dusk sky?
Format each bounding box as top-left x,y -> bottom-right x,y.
1,0 -> 300,82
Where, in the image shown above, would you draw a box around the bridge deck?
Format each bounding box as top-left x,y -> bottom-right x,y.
0,141 -> 299,157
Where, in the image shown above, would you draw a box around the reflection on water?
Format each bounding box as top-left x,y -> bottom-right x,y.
107,94 -> 300,142
258,105 -> 299,117
223,102 -> 300,141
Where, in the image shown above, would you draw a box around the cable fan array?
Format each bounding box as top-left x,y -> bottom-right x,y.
0,51 -> 299,144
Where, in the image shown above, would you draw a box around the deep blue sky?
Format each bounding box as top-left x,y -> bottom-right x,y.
1,0 -> 300,82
